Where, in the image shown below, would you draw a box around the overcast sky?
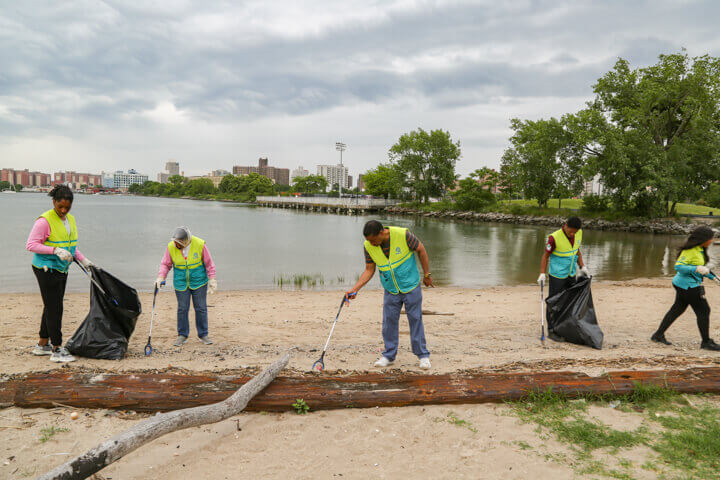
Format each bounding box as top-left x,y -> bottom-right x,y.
1,0 -> 718,179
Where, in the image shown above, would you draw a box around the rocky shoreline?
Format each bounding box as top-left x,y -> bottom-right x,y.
385,206 -> 719,235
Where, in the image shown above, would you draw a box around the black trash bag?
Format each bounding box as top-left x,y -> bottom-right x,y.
66,266 -> 142,359
546,276 -> 603,350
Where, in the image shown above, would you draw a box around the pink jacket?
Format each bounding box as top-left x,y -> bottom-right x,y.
26,217 -> 86,261
158,245 -> 216,279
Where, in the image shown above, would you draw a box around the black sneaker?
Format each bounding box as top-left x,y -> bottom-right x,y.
651,333 -> 672,345
701,339 -> 720,351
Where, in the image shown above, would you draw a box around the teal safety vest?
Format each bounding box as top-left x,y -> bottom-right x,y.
548,228 -> 582,279
169,236 -> 209,291
364,226 -> 421,295
32,209 -> 78,274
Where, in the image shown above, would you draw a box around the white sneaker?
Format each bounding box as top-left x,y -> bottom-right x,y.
419,357 -> 431,370
373,356 -> 393,368
32,344 -> 53,356
50,347 -> 76,363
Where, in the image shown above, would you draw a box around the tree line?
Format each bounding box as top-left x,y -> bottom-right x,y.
360,51 -> 720,217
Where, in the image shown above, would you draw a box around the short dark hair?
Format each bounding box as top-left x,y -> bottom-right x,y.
48,184 -> 73,203
566,216 -> 582,229
363,220 -> 384,237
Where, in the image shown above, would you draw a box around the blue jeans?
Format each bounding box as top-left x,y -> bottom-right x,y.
175,284 -> 208,338
382,285 -> 430,361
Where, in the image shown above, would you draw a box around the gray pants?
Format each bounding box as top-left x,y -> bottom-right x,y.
382,285 -> 430,361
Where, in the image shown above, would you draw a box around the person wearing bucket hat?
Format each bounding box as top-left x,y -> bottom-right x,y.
156,226 -> 217,346
652,226 -> 720,350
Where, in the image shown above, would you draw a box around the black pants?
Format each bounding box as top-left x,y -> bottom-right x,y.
549,275 -> 576,298
656,285 -> 711,342
33,266 -> 68,347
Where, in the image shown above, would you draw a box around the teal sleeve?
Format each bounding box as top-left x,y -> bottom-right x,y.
674,264 -> 698,275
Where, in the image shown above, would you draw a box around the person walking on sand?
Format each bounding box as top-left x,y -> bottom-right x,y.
155,226 -> 217,347
346,220 -> 434,370
651,226 -> 720,351
537,216 -> 590,341
26,184 -> 95,363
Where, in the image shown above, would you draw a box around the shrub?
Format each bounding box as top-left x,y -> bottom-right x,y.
581,194 -> 610,213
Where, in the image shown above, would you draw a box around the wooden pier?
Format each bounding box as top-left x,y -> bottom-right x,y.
255,196 -> 399,215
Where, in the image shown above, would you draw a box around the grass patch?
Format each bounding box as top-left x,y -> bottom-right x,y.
39,426 -> 70,443
509,384 -> 720,479
444,412 -> 478,433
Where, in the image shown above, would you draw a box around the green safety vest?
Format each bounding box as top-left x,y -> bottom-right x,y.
32,209 -> 78,273
364,226 -> 420,295
169,236 -> 209,291
548,228 -> 582,279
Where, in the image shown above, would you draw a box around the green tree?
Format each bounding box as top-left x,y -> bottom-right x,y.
453,177 -> 497,211
388,128 -> 460,203
0,180 -> 10,191
14,184 -> 23,191
575,51 -> 720,215
502,117 -> 579,207
239,172 -> 274,200
702,183 -> 720,208
185,178 -> 217,196
128,183 -> 143,193
362,163 -> 403,199
168,174 -> 186,186
292,175 -> 328,194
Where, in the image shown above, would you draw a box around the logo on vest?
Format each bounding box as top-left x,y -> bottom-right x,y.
395,247 -> 401,254
194,252 -> 199,258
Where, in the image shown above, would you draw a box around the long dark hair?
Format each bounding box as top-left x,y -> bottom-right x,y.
48,184 -> 73,203
677,226 -> 714,264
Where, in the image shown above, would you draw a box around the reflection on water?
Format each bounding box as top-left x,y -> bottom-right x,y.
2,194 -> 694,293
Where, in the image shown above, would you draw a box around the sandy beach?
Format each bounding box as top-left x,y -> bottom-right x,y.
3,280 -> 720,376
3,280 -> 720,479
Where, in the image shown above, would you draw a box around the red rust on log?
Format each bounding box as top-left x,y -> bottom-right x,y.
2,368 -> 720,412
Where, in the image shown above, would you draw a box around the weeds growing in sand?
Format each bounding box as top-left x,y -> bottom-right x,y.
509,383 -> 720,479
39,426 -> 69,443
292,398 -> 310,415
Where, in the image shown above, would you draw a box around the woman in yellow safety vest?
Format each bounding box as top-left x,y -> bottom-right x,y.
156,226 -> 217,347
652,226 -> 720,350
25,184 -> 95,363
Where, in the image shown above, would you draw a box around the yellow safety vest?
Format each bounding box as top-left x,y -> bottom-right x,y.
32,209 -> 78,273
548,228 -> 582,279
364,226 -> 420,294
168,236 -> 208,291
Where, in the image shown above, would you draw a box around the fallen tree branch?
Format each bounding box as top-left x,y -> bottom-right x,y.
35,350 -> 291,480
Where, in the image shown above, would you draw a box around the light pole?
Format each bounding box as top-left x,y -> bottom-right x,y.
335,141 -> 346,198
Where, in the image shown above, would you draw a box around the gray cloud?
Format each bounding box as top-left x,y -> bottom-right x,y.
0,0 -> 718,174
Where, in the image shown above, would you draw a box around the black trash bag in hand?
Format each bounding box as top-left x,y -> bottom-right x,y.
546,276 -> 603,350
66,266 -> 142,359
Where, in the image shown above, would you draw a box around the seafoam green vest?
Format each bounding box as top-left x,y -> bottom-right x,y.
548,228 -> 582,279
32,209 -> 78,273
364,226 -> 420,295
169,236 -> 209,291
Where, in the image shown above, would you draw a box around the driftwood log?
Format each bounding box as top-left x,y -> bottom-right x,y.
34,351 -> 290,480
3,366 -> 720,414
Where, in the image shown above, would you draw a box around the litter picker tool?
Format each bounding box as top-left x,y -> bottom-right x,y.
145,281 -> 165,355
74,259 -> 119,306
539,279 -> 546,345
312,294 -> 351,371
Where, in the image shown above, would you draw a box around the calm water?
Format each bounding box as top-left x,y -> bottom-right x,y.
2,193 -> 686,294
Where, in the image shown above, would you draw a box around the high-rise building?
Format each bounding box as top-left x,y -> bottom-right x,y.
101,172 -> 115,188
290,166 -> 309,184
157,173 -> 170,184
317,164 -> 349,191
113,169 -> 148,190
233,158 -> 290,185
212,169 -> 230,177
347,175 -> 353,188
357,174 -> 366,191
53,171 -> 102,187
583,174 -> 605,196
1,168 -> 53,187
166,161 -> 180,176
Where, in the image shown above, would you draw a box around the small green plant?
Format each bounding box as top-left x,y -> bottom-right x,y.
292,398 -> 310,415
39,426 -> 69,443
444,412 -> 478,433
